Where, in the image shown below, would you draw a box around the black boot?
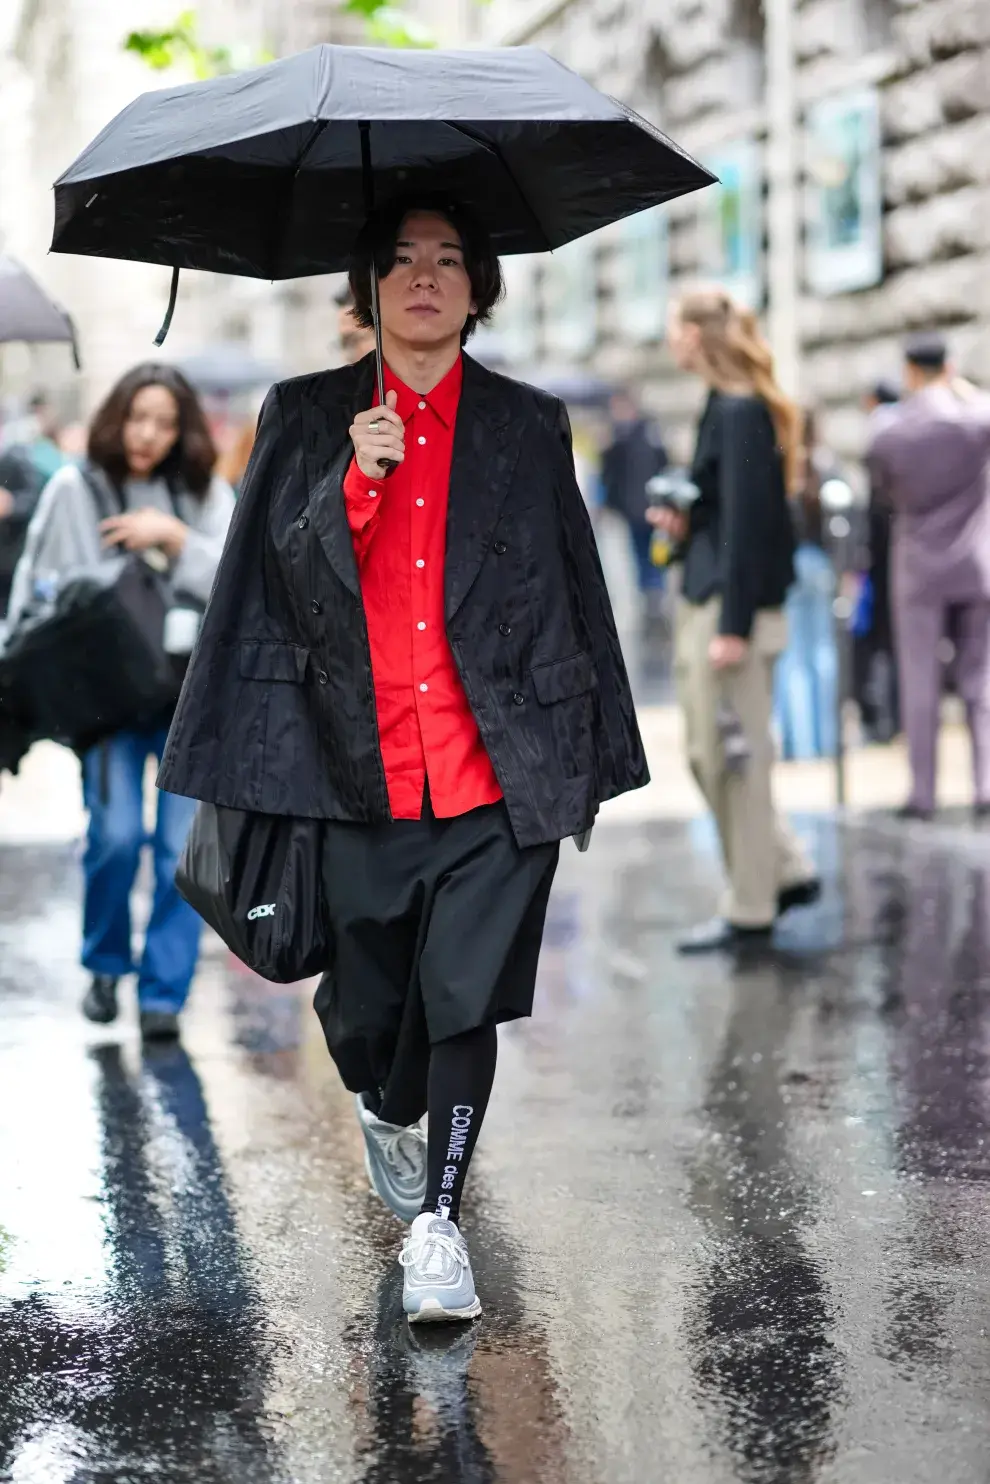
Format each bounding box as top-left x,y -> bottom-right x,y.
82,975 -> 119,1024
676,917 -> 773,955
139,1010 -> 181,1041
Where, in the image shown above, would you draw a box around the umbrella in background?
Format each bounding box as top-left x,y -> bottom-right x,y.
517,367 -> 615,408
50,44 -> 714,412
0,256 -> 80,368
178,343 -> 282,395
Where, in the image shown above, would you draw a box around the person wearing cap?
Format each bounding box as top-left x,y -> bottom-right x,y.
867,335 -> 990,819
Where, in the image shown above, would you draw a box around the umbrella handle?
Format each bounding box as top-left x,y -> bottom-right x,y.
360,121 -> 397,479
154,266 -> 180,347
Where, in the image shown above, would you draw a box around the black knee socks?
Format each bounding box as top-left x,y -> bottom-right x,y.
422,1022 -> 498,1225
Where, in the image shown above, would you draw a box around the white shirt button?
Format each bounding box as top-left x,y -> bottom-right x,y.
418,435 -> 427,445
419,682 -> 429,692
416,559 -> 425,568
416,498 -> 425,507
417,621 -> 427,631
368,489 -> 377,498
418,401 -> 427,410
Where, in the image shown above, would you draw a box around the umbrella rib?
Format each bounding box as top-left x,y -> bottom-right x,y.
269,118 -> 329,280
444,124 -> 554,254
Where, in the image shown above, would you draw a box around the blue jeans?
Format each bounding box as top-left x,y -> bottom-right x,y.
81,726 -> 202,1013
774,544 -> 839,760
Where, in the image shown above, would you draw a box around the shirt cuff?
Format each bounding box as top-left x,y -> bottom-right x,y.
342,457 -> 384,534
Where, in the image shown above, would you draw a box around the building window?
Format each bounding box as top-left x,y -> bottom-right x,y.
699,139 -> 763,309
614,207 -> 669,342
542,236 -> 599,361
806,87 -> 884,296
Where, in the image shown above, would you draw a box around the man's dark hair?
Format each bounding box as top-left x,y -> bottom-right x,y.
872,378 -> 900,405
905,333 -> 948,372
348,195 -> 504,347
88,362 -> 216,497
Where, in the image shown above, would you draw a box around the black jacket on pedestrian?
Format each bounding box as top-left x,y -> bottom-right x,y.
600,417 -> 667,527
158,353 -> 648,848
681,391 -> 796,639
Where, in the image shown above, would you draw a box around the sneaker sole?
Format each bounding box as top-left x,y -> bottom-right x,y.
361,1126 -> 425,1225
407,1295 -> 482,1324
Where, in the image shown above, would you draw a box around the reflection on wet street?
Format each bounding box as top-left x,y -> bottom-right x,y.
3,814 -> 990,1482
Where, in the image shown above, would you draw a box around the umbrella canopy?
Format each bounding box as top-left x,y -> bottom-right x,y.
51,45 -> 714,280
178,342 -> 282,394
517,366 -> 615,408
0,256 -> 79,365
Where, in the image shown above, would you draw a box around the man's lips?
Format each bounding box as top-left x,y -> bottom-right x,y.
407,303 -> 440,315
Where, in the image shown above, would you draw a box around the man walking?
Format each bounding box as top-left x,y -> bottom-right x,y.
868,335 -> 990,818
159,196 -> 648,1322
600,389 -> 668,624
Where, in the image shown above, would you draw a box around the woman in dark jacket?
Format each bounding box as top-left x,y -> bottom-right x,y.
8,365 -> 234,1035
651,287 -> 819,953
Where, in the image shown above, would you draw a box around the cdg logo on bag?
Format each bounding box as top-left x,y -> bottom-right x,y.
247,903 -> 276,921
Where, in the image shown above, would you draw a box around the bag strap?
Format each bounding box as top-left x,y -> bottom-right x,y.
77,461 -> 124,520
78,462 -> 186,521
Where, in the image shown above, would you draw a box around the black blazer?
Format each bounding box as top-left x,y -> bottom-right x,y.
681,391 -> 796,638
158,354 -> 648,848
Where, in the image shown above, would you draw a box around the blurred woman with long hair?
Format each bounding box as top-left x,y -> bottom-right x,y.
9,364 -> 235,1035
651,287 -> 820,952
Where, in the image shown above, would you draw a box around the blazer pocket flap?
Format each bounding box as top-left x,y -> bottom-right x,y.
531,652 -> 597,705
239,642 -> 309,683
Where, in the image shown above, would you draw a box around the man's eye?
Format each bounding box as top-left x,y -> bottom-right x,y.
438,257 -> 459,267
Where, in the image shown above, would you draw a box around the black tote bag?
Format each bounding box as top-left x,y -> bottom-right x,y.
176,803 -> 328,982
0,464 -> 184,752
2,554 -> 180,751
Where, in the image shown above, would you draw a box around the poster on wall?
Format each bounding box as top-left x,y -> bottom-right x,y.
806,87 -> 883,297
542,234 -> 598,360
614,206 -> 668,342
700,139 -> 762,309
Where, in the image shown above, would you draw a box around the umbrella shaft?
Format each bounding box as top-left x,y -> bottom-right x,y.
359,121 -> 388,413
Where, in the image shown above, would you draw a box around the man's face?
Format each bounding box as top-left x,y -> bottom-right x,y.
377,211 -> 477,349
337,304 -> 375,365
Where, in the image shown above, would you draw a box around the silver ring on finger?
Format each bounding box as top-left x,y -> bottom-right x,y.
367,420 -> 380,434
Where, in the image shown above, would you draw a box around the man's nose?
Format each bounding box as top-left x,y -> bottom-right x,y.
410,261 -> 438,289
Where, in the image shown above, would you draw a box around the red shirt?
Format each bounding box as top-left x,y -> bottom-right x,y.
342,356 -> 503,820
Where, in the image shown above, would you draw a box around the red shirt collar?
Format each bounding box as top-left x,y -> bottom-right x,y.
383,355 -> 463,427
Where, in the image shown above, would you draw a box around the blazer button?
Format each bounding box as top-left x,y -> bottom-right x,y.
297,514 -> 309,529
499,622 -> 512,637
512,691 -> 525,706
310,599 -> 322,615
493,540 -> 507,555
318,670 -> 329,685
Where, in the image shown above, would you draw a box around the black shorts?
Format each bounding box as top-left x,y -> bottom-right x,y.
313,794 -> 559,1122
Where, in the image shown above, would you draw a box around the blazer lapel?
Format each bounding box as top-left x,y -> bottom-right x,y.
301,356 -> 376,600
445,355 -> 522,624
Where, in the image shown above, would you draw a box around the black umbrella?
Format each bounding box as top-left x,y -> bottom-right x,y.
51,44 -> 713,404
0,256 -> 80,368
178,342 -> 282,395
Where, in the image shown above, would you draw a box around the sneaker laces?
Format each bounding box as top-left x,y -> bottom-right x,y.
399,1227 -> 468,1278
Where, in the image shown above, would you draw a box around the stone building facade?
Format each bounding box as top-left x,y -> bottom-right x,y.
2,0 -> 987,464
429,0 -> 990,472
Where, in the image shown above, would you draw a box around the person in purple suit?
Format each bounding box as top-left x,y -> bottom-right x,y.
867,335 -> 990,819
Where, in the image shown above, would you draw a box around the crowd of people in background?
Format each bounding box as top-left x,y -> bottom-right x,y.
2,278 -> 990,1021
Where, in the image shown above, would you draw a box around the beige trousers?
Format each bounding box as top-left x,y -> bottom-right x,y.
674,596 -> 812,926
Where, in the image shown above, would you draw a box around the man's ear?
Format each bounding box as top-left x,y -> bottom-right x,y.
469,299 -> 478,318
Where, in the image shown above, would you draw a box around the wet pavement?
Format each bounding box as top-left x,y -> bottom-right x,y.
3,810 -> 990,1483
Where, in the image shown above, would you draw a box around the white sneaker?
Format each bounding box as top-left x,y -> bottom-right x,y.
355,1093 -> 427,1223
399,1212 -> 481,1323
